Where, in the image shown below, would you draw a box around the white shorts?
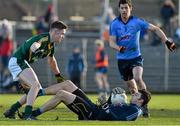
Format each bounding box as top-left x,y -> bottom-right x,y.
8,57 -> 31,81
8,57 -> 43,89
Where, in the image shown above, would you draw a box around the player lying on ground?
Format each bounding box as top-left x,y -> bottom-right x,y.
18,82 -> 151,121
7,21 -> 68,120
3,80 -> 81,119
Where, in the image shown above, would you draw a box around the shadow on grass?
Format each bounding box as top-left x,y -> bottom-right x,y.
150,109 -> 180,118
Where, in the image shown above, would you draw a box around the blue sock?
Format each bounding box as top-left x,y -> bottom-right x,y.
38,89 -> 46,96
32,108 -> 42,117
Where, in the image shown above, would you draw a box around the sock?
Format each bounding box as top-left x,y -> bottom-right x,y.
32,108 -> 42,117
10,101 -> 22,113
66,96 -> 93,120
24,105 -> 32,117
72,89 -> 91,103
37,89 -> 46,96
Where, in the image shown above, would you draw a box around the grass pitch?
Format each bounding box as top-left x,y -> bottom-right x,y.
0,94 -> 180,125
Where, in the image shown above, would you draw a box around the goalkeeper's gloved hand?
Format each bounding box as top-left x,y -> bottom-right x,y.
165,40 -> 176,52
97,93 -> 108,106
55,73 -> 65,83
119,46 -> 126,53
111,87 -> 126,95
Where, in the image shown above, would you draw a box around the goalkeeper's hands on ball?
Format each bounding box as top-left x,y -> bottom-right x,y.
97,87 -> 126,106
111,87 -> 126,95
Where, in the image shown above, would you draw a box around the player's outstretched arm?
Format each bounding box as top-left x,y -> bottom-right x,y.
148,23 -> 176,51
48,56 -> 65,83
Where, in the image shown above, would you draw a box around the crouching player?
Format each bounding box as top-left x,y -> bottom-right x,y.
24,83 -> 151,121
3,20 -> 68,120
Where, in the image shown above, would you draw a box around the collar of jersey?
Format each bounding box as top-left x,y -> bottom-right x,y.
130,103 -> 141,108
118,15 -> 133,25
48,32 -> 54,43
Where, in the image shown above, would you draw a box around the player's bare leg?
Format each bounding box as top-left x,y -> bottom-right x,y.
18,68 -> 41,119
133,66 -> 150,117
3,74 -> 36,119
32,90 -> 93,119
102,74 -> 110,93
133,66 -> 147,90
5,80 -> 90,119
44,80 -> 78,95
39,90 -> 76,113
4,79 -> 39,119
126,79 -> 138,94
3,94 -> 27,119
95,73 -> 104,95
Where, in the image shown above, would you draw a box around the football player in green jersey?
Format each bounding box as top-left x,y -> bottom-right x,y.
4,21 -> 68,120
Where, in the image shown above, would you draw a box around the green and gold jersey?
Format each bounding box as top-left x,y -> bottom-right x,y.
13,33 -> 55,63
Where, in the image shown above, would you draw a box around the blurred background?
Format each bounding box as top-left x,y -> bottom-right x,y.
0,0 -> 180,93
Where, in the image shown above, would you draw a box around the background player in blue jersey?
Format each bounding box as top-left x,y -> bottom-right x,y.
109,0 -> 176,117
19,82 -> 151,121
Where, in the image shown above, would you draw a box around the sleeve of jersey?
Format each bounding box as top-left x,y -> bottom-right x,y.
122,107 -> 140,121
109,22 -> 116,36
139,18 -> 150,31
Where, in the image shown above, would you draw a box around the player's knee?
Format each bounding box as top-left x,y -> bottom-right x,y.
65,80 -> 73,85
31,82 -> 41,89
134,77 -> 143,83
65,80 -> 77,88
61,80 -> 72,86
56,90 -> 66,99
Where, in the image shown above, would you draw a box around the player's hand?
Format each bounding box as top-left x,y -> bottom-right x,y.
165,40 -> 176,52
55,73 -> 65,83
119,46 -> 126,53
97,93 -> 108,106
111,87 -> 125,95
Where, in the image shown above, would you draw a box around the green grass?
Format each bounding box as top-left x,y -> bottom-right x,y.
0,94 -> 180,125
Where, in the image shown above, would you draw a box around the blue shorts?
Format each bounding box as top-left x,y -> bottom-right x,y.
96,67 -> 108,74
117,56 -> 143,81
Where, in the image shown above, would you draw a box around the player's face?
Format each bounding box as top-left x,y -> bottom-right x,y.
130,92 -> 143,105
52,28 -> 66,43
119,4 -> 132,19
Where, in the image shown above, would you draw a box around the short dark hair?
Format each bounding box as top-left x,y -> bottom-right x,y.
50,21 -> 68,30
138,90 -> 151,106
118,0 -> 132,8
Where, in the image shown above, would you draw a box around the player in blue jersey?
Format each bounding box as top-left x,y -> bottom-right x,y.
109,0 -> 176,117
18,82 -> 151,121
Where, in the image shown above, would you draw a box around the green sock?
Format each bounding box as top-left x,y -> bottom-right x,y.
24,105 -> 32,117
10,101 -> 22,113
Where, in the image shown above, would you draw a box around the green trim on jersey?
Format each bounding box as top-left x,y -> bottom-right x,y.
13,33 -> 55,63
